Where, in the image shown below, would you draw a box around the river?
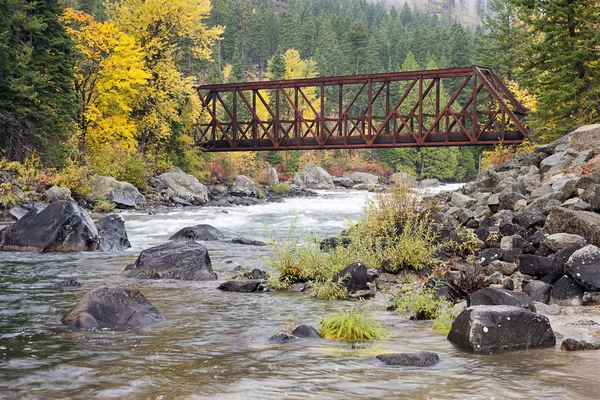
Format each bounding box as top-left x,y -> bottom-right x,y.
1,186 -> 599,399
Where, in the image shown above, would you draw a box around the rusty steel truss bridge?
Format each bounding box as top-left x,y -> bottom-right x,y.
194,66 -> 528,152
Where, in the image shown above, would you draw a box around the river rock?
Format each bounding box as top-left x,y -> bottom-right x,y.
419,178 -> 441,188
348,172 -> 378,185
268,332 -> 297,343
89,175 -> 144,208
1,201 -> 98,252
124,240 -> 217,280
169,224 -> 225,241
218,279 -> 264,292
61,285 -> 165,328
467,287 -> 531,309
449,192 -> 477,208
447,305 -> 556,354
332,262 -> 369,292
293,163 -> 334,189
229,175 -> 259,197
570,123 -> 600,151
332,176 -> 355,188
544,233 -> 586,252
549,207 -> 600,245
44,185 -> 73,203
549,275 -> 584,306
47,279 -> 81,288
154,172 -> 208,204
518,255 -> 556,277
566,245 -> 600,290
376,352 -> 440,367
231,237 -> 266,246
523,280 -> 552,304
8,202 -> 47,220
292,325 -> 321,338
96,214 -> 130,252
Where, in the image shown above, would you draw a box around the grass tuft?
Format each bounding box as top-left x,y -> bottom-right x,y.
319,307 -> 390,342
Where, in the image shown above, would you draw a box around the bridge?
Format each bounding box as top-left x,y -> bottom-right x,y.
194,66 -> 528,152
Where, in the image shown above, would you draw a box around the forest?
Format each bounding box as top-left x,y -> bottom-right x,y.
0,0 -> 598,187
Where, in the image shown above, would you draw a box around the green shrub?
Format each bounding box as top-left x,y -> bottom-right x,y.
394,286 -> 456,334
52,162 -> 93,197
273,182 -> 290,195
444,227 -> 479,257
319,307 -> 390,342
94,198 -> 116,213
311,280 -> 348,300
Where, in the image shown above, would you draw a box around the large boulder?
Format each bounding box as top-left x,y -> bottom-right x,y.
447,305 -> 556,354
89,175 -> 144,208
293,163 -> 334,189
523,280 -> 552,304
124,240 -> 217,280
169,224 -> 225,241
154,172 -> 208,204
518,255 -> 556,277
96,214 -> 130,252
570,123 -> 600,151
1,201 -> 98,252
545,207 -> 600,246
44,185 -> 73,203
332,262 -> 369,292
549,275 -> 584,306
566,245 -> 600,291
467,287 -> 531,309
61,285 -> 165,328
229,175 -> 259,197
348,172 -> 378,185
332,176 -> 355,188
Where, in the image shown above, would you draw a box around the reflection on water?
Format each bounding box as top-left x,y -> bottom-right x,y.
0,187 -> 599,399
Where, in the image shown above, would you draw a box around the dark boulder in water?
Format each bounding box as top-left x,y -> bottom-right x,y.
124,240 -> 217,281
96,214 -> 131,252
332,262 -> 369,292
292,325 -> 321,338
61,285 -> 165,328
376,352 -> 440,367
169,224 -> 225,241
1,201 -> 99,252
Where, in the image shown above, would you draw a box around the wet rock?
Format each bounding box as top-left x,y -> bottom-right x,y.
523,280 -> 552,304
154,172 -> 209,204
44,186 -> 73,203
549,275 -> 584,306
293,163 -> 334,189
518,255 -> 556,277
545,207 -> 600,247
447,305 -> 556,354
218,279 -> 264,292
96,214 -> 130,252
235,268 -> 265,280
566,245 -> 600,290
124,240 -> 217,281
169,224 -> 225,241
561,338 -> 600,351
229,175 -> 259,197
268,332 -> 297,343
231,237 -> 266,246
376,352 -> 440,367
292,325 -> 321,338
8,202 -> 47,220
332,262 -> 369,292
348,289 -> 376,300
467,287 -> 531,309
348,172 -> 378,185
1,201 -> 98,252
46,279 -> 81,288
90,175 -> 144,208
544,233 -> 586,252
61,285 -> 165,328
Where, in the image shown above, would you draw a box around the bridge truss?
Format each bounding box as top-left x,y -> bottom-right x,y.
195,66 -> 528,151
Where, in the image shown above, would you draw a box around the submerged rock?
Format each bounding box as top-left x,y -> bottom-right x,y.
96,214 -> 130,252
376,352 -> 440,367
447,305 -> 556,354
46,279 -> 81,289
561,338 -> 600,351
217,280 -> 265,292
292,325 -> 321,338
61,285 -> 165,328
169,224 -> 225,241
231,237 -> 266,246
1,201 -> 98,252
124,240 -> 217,281
268,332 -> 297,343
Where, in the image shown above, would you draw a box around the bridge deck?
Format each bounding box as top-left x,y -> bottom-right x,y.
195,66 -> 528,151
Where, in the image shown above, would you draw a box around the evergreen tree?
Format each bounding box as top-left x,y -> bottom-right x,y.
267,49 -> 286,81
0,0 -> 76,163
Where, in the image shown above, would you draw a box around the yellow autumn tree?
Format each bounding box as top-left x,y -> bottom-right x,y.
283,49 -> 320,119
60,8 -> 150,157
108,0 -> 223,153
